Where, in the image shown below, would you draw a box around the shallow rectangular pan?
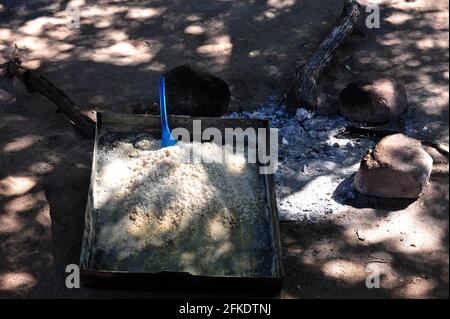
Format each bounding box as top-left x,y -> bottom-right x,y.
79,112 -> 283,292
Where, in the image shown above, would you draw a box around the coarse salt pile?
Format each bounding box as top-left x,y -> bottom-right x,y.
93,138 -> 274,275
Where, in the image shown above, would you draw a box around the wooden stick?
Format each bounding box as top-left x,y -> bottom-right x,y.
2,60 -> 96,138
288,0 -> 362,112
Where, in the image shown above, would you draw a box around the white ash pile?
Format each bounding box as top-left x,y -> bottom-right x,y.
224,96 -> 375,222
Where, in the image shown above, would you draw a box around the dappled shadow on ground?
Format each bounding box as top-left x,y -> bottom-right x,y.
281,161 -> 449,298
0,0 -> 341,297
0,106 -> 94,296
322,0 -> 449,141
1,0 -> 342,112
0,0 -> 448,298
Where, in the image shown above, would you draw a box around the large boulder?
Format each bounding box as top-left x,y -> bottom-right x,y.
164,65 -> 231,117
354,134 -> 433,199
339,78 -> 408,124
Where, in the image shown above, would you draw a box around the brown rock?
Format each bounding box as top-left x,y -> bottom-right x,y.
339,78 -> 408,124
354,134 -> 433,198
128,102 -> 158,115
164,65 -> 231,117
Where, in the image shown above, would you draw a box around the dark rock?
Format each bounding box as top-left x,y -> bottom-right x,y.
129,102 -> 148,114
164,65 -> 231,116
354,134 -> 433,199
128,102 -> 158,115
339,78 -> 408,124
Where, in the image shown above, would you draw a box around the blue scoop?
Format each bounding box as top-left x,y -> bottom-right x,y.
159,76 -> 177,148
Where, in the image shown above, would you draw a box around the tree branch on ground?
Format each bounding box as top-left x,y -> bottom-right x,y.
1,54 -> 96,138
288,0 -> 363,113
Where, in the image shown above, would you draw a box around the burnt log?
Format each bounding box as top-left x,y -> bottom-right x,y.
2,60 -> 96,138
288,0 -> 363,113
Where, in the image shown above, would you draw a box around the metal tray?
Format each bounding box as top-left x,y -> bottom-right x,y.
79,112 -> 283,292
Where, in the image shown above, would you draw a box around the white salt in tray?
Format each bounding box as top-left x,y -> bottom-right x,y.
79,112 -> 283,292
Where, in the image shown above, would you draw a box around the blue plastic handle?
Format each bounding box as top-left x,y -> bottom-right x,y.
159,76 -> 177,148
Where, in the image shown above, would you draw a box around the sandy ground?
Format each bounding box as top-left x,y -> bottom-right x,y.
0,0 -> 448,298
